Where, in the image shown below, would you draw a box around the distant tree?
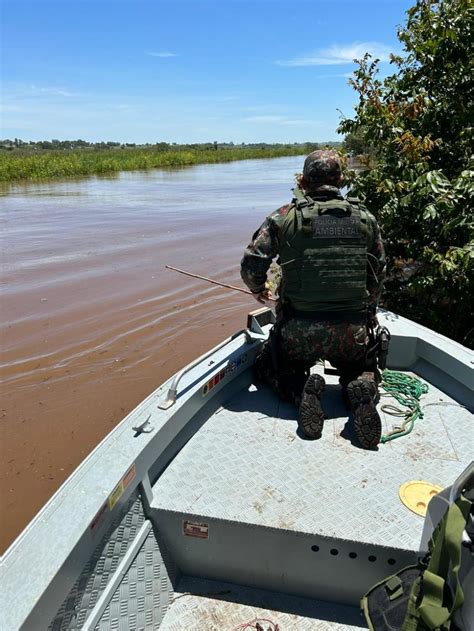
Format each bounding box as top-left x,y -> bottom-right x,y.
343,130 -> 369,156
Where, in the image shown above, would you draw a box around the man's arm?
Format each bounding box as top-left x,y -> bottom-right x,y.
240,212 -> 282,296
366,213 -> 386,315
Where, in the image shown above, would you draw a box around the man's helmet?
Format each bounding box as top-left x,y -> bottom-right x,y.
303,149 -> 343,187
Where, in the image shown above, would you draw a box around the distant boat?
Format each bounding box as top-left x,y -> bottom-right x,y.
1,307 -> 472,630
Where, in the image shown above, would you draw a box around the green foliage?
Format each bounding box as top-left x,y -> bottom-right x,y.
338,0 -> 474,347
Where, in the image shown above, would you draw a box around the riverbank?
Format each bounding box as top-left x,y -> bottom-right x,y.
0,144 -> 317,183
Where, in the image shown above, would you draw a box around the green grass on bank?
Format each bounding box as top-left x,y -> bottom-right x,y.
0,145 -> 319,183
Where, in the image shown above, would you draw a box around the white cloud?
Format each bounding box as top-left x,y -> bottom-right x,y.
242,115 -> 285,123
147,51 -> 178,58
315,72 -> 353,79
30,85 -> 81,97
280,119 -> 321,126
276,42 -> 393,66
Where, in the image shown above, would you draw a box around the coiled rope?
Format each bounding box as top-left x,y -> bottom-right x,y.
380,370 -> 429,443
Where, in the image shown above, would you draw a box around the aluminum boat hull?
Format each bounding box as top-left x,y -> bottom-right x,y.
1,309 -> 472,630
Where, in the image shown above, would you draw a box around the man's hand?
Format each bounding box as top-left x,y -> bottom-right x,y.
253,287 -> 273,304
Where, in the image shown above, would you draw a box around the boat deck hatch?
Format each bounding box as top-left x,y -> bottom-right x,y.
151,370 -> 472,604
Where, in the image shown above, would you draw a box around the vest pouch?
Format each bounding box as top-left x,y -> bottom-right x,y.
361,566 -> 422,631
361,494 -> 473,631
281,244 -> 368,312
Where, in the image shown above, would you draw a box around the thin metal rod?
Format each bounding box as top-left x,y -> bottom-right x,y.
165,265 -> 276,301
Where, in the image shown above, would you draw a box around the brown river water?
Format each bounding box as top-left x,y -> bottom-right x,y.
0,155 -> 304,552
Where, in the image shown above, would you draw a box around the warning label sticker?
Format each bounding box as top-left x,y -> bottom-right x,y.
202,354 -> 248,397
108,463 -> 137,511
108,482 -> 124,511
183,520 -> 209,539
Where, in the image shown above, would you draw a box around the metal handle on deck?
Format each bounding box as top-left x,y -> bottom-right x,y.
449,461 -> 474,503
158,329 -> 249,410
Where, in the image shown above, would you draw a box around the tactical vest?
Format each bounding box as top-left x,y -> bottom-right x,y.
276,187 -> 370,313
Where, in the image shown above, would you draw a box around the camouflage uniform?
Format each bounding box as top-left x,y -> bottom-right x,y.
240,152 -> 386,396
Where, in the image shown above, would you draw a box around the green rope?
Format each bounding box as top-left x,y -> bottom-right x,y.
380,370 -> 429,443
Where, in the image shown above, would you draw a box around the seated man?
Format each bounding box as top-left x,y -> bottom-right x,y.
240,150 -> 386,449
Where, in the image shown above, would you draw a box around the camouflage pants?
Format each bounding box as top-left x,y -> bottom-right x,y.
254,317 -> 375,400
279,318 -> 370,384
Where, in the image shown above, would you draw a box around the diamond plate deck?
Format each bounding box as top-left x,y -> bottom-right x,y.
49,495 -> 145,630
161,577 -> 365,630
152,370 -> 473,551
96,528 -> 174,631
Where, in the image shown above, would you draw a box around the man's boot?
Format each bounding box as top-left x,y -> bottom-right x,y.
254,344 -> 308,404
346,376 -> 381,449
280,370 -> 308,405
299,374 -> 325,439
254,342 -> 280,393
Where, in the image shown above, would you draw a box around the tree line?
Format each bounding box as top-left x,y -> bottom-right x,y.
1,139 -> 338,152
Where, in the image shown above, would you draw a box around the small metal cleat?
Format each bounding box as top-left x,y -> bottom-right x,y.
132,414 -> 154,436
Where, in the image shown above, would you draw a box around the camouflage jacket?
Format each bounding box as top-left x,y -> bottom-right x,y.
240,186 -> 386,311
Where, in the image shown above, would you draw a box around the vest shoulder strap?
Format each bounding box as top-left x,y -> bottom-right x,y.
346,195 -> 360,204
346,196 -> 370,224
416,495 -> 472,629
291,186 -> 310,209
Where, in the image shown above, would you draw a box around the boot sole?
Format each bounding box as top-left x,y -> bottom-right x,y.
299,375 -> 325,439
353,403 -> 382,449
304,374 -> 325,396
347,380 -> 381,449
346,379 -> 374,407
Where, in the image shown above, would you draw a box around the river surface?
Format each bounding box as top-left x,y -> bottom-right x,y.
0,155 -> 304,552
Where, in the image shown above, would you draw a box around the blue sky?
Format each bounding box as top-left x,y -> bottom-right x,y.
1,0 -> 412,143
